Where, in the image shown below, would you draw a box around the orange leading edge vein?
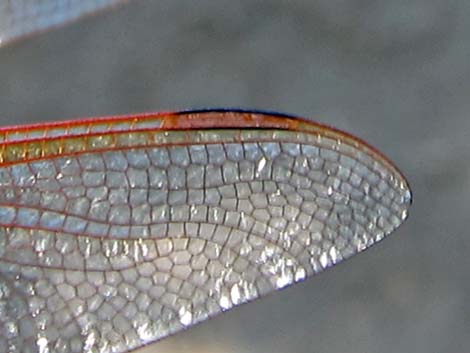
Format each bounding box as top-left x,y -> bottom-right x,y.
0,109 -> 411,353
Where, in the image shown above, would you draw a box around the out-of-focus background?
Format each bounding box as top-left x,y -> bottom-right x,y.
0,1 -> 468,352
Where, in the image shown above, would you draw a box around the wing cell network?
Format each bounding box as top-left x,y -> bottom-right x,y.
0,110 -> 411,353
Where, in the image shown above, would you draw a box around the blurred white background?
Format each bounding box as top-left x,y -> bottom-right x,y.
0,1 -> 469,352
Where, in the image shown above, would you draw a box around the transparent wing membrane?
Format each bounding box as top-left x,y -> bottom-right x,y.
0,110 -> 411,353
0,0 -> 130,46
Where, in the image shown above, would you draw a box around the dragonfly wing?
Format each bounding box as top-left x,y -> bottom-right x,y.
0,110 -> 411,353
0,0 -> 130,46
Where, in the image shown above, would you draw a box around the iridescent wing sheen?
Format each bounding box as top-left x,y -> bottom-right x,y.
0,0 -> 130,46
0,110 -> 411,353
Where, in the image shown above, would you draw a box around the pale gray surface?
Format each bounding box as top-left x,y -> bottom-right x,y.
0,0 -> 127,45
0,1 -> 468,352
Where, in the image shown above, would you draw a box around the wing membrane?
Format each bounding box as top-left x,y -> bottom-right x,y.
0,110 -> 411,353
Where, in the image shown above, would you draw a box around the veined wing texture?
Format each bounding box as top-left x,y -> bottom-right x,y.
0,110 -> 411,353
